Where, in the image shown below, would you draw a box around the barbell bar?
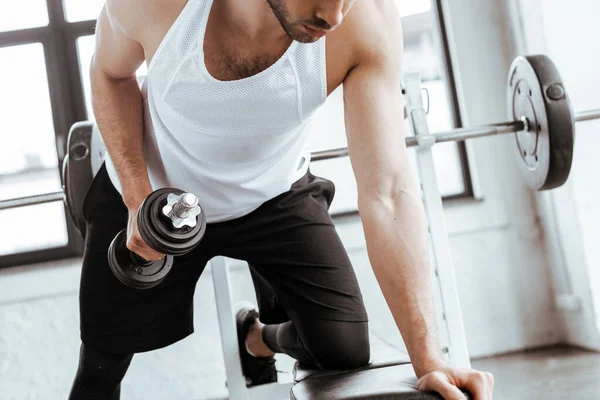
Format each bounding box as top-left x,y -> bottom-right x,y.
312,107 -> 597,163
0,191 -> 66,211
1,55 -> 599,212
0,105 -> 594,212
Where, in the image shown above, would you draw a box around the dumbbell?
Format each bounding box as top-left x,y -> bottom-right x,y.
107,188 -> 207,289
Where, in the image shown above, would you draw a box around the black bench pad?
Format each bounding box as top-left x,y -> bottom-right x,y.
293,336 -> 411,383
290,364 -> 444,400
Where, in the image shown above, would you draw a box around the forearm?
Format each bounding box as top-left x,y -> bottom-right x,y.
360,190 -> 444,377
90,59 -> 151,209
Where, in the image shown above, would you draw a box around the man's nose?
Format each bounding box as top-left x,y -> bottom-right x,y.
315,0 -> 344,30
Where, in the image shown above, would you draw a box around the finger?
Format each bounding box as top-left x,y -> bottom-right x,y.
127,238 -> 164,261
418,374 -> 468,400
432,382 -> 468,400
454,370 -> 489,400
137,249 -> 165,262
457,369 -> 495,398
135,252 -> 164,262
137,246 -> 165,261
128,245 -> 163,262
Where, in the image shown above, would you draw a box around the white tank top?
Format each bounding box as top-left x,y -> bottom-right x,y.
105,0 -> 327,223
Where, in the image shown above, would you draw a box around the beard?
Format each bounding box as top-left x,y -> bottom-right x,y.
265,0 -> 319,43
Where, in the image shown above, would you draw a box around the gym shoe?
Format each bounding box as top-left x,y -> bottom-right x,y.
235,303 -> 278,387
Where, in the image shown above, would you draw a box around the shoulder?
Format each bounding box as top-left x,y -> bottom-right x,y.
105,0 -> 186,42
330,0 -> 403,72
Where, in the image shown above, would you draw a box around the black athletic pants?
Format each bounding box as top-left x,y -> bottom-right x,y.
69,165 -> 369,399
69,320 -> 369,399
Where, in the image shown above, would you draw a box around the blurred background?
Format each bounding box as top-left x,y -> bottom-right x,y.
1,0 -> 600,399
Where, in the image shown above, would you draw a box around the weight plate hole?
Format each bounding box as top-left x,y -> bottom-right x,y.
535,155 -> 538,162
529,89 -> 533,97
71,143 -> 89,161
518,87 -> 521,95
537,124 -> 542,132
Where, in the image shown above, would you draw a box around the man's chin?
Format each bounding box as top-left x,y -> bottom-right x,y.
296,36 -> 320,44
288,31 -> 321,44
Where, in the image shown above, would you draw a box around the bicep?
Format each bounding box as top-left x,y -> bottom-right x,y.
92,2 -> 145,80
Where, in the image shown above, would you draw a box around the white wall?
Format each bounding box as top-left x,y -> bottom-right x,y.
511,0 -> 600,350
434,0 -> 563,356
0,0 -> 576,398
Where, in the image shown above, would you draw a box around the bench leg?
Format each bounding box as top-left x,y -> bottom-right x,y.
212,256 -> 249,400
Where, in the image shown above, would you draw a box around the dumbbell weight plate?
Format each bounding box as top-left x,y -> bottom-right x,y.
507,55 -> 575,190
137,188 -> 206,255
108,230 -> 174,290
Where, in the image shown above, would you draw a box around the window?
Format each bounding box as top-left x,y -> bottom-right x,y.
63,0 -> 106,23
0,44 -> 69,257
0,0 -> 95,267
0,0 -> 49,33
309,0 -> 471,215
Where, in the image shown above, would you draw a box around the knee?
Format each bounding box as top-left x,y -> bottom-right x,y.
324,341 -> 370,370
310,322 -> 370,370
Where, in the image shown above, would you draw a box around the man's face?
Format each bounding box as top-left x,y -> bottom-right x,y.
265,0 -> 356,43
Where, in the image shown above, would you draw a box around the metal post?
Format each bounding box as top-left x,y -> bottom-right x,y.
211,257 -> 293,400
211,256 -> 249,400
404,73 -> 471,368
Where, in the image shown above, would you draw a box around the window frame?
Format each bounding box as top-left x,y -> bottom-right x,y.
0,0 -> 94,268
430,0 -> 474,201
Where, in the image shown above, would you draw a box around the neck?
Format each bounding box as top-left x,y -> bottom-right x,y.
216,0 -> 287,41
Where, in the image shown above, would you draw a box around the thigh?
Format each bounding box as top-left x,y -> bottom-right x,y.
217,172 -> 368,322
249,223 -> 368,322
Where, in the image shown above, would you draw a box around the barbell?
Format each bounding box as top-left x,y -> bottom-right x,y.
0,54 -> 599,214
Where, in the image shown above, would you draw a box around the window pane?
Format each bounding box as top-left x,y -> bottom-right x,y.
77,35 -> 148,120
77,35 -> 95,120
395,0 -> 432,17
0,44 -> 61,195
0,203 -> 68,256
426,82 -> 465,196
0,0 -> 49,33
64,0 -> 106,23
0,44 -> 69,254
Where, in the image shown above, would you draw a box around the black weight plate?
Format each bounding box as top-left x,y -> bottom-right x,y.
507,55 -> 575,190
108,230 -> 174,289
61,155 -> 78,232
63,122 -> 95,234
138,188 -> 206,255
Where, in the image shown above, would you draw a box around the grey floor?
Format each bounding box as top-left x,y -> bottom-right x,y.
472,346 -> 600,400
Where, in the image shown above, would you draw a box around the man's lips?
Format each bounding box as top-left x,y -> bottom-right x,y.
304,25 -> 327,38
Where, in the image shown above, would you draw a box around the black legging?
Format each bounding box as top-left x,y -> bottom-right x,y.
68,345 -> 133,400
69,319 -> 369,398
